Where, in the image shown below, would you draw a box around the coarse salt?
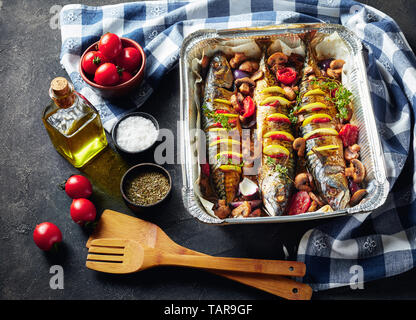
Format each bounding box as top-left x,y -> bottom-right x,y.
116,116 -> 158,152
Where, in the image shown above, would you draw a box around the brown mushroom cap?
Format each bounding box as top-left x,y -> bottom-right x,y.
293,138 -> 306,157
267,52 -> 288,67
350,189 -> 367,206
234,77 -> 255,87
294,172 -> 314,192
350,159 -> 366,183
344,144 -> 361,161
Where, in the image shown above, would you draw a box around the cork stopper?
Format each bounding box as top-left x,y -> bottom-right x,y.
50,77 -> 70,97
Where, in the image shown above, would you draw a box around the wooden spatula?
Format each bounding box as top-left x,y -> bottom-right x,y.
87,209 -> 312,300
86,238 -> 306,276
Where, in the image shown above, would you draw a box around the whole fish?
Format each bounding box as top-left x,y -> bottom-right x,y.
295,34 -> 350,210
201,53 -> 242,204
253,52 -> 296,216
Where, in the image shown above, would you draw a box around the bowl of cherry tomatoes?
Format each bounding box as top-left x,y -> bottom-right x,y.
79,33 -> 146,98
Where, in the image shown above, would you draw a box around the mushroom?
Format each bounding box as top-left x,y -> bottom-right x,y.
293,138 -> 306,157
350,189 -> 368,206
229,53 -> 247,69
231,201 -> 251,218
213,200 -> 231,219
344,144 -> 361,161
327,68 -> 342,79
283,86 -> 296,101
250,69 -> 264,82
235,77 -> 256,96
239,60 -> 259,73
294,172 -> 314,192
267,52 -> 288,67
230,93 -> 244,113
234,77 -> 256,87
345,159 -> 366,183
309,192 -> 325,206
330,59 -> 345,70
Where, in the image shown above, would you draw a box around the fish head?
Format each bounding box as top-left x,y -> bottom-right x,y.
321,172 -> 350,210
209,54 -> 234,89
261,173 -> 289,216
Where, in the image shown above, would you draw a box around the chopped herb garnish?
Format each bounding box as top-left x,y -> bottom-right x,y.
266,156 -> 289,180
202,104 -> 233,131
310,79 -> 352,120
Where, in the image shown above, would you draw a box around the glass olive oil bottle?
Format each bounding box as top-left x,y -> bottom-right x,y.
42,77 -> 108,168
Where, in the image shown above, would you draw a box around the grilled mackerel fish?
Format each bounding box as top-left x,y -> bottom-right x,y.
253,53 -> 295,216
201,53 -> 242,204
295,39 -> 350,210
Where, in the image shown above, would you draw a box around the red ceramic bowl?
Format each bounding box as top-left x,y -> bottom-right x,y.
79,37 -> 146,99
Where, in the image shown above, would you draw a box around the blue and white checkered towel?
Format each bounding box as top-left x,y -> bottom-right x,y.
60,0 -> 416,291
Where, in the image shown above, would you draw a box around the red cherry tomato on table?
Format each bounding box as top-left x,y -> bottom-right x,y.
94,63 -> 120,86
276,67 -> 297,85
65,175 -> 93,199
98,33 -> 122,60
115,47 -> 142,72
288,191 -> 311,215
70,198 -> 97,226
33,222 -> 62,251
81,51 -> 107,75
119,71 -> 133,84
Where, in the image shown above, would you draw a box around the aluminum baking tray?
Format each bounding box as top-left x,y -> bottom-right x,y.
179,23 -> 389,225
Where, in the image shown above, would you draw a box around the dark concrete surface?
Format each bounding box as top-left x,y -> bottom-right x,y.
0,0 -> 415,301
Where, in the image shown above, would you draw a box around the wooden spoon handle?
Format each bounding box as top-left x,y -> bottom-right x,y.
155,252 -> 306,277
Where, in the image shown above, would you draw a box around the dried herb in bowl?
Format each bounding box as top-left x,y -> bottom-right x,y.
125,171 -> 170,206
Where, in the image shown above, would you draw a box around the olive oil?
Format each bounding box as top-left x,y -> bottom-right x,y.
42,77 -> 108,168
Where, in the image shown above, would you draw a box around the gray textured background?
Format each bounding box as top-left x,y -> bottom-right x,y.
0,0 -> 415,300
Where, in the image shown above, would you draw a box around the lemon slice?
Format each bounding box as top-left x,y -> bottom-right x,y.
209,139 -> 241,147
208,127 -> 238,133
307,145 -> 339,156
266,113 -> 290,122
215,151 -> 243,159
263,145 -> 290,157
301,114 -> 333,127
260,96 -> 290,106
260,86 -> 286,95
303,128 -> 339,140
304,89 -> 326,97
220,113 -> 238,118
263,131 -> 295,141
213,99 -> 232,105
219,165 -> 242,173
297,102 -> 328,113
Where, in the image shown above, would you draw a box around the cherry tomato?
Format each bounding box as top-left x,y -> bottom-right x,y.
119,70 -> 133,84
33,222 -> 62,251
276,67 -> 297,85
242,96 -> 255,118
288,191 -> 311,215
94,63 -> 120,86
70,198 -> 97,226
98,33 -> 122,60
115,47 -> 142,72
65,175 -> 93,199
81,51 -> 107,75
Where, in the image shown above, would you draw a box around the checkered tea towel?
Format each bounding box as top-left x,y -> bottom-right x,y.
59,0 -> 416,291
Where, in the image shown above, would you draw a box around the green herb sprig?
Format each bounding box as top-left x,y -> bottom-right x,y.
266,156 -> 290,180
202,104 -> 233,131
310,79 -> 353,120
